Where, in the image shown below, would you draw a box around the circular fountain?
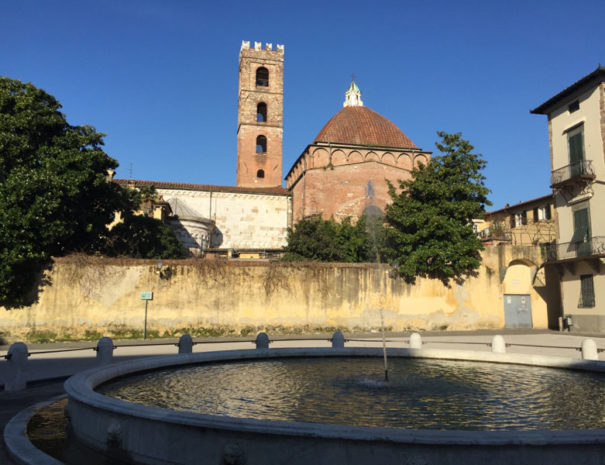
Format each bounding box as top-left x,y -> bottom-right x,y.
56,345 -> 605,465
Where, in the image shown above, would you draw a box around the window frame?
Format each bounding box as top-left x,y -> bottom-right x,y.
256,102 -> 267,123
567,124 -> 585,174
256,135 -> 267,153
579,274 -> 596,308
255,67 -> 269,87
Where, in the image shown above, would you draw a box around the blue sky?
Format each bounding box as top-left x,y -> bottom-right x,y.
1,0 -> 603,210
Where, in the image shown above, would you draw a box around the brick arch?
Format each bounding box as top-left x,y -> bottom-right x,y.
366,151 -> 379,162
397,153 -> 412,169
381,152 -> 396,165
414,154 -> 428,168
348,151 -> 363,163
331,149 -> 347,166
311,148 -> 330,168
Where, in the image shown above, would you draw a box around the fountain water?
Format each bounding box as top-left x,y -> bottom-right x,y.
8,342 -> 605,465
379,308 -> 389,381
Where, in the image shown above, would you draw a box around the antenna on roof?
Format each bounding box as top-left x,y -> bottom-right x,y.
129,163 -> 133,180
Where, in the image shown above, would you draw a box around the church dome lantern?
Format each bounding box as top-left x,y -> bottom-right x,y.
314,82 -> 417,149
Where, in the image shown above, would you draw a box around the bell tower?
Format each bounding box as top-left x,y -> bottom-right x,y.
236,41 -> 284,187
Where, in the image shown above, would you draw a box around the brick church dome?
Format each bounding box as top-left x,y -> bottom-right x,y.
314,106 -> 417,149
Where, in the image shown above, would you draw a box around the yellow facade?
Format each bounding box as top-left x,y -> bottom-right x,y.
0,247 -> 552,343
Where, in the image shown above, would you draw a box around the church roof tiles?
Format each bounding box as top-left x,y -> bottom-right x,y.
314,106 -> 417,149
114,179 -> 290,196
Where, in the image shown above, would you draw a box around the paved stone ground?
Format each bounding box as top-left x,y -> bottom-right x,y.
1,380 -> 66,465
3,330 -> 605,465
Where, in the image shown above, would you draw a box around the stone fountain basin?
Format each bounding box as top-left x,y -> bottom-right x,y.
64,347 -> 605,465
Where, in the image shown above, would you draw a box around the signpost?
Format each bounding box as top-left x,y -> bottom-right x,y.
140,291 -> 153,339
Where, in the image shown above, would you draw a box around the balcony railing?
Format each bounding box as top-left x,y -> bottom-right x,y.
545,236 -> 605,262
551,160 -> 595,187
478,229 -> 511,242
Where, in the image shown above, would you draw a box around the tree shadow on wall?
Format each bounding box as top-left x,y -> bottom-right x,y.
1,259 -> 53,310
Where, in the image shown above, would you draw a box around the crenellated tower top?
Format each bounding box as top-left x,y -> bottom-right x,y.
240,40 -> 284,54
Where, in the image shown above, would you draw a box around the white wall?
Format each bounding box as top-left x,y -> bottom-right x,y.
158,188 -> 291,249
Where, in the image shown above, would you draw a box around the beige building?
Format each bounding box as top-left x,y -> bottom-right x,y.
532,66 -> 605,331
115,179 -> 291,256
479,195 -> 556,247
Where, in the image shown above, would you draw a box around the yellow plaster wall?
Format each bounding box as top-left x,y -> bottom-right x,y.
0,247 -> 550,342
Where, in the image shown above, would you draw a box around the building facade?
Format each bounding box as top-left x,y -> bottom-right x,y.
118,41 -> 434,255
532,66 -> 605,331
479,194 -> 555,247
286,82 -> 431,222
116,179 -> 290,254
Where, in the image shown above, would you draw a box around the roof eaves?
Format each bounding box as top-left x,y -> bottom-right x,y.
530,65 -> 605,115
486,193 -> 554,216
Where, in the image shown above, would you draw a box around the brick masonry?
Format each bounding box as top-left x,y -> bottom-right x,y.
237,42 -> 284,188
286,144 -> 430,222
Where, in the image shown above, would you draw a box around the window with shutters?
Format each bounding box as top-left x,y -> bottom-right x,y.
572,208 -> 590,242
568,126 -> 585,177
572,206 -> 591,257
514,211 -> 527,227
534,205 -> 552,222
579,274 -> 595,308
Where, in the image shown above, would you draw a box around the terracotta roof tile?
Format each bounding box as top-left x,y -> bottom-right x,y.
314,106 -> 417,149
114,179 -> 290,196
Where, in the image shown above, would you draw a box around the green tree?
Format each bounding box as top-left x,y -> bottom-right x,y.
0,77 -> 132,306
101,215 -> 187,259
283,215 -> 374,262
384,132 -> 491,285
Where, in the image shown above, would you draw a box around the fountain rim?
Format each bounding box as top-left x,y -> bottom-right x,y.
65,347 -> 605,446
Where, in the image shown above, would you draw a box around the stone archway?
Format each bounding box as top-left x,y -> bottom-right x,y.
501,260 -> 536,328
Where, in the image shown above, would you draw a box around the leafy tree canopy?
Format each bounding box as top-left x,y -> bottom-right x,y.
383,131 -> 491,285
0,78 -> 184,307
100,215 -> 188,259
283,215 -> 375,263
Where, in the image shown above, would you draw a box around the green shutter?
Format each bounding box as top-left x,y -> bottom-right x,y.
569,132 -> 584,166
580,275 -> 595,307
572,209 -> 590,243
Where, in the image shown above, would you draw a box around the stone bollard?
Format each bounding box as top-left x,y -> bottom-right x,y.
331,331 -> 345,348
409,332 -> 422,349
5,342 -> 29,391
96,337 -> 114,365
255,332 -> 269,349
491,335 -> 506,353
581,339 -> 599,361
178,334 -> 193,354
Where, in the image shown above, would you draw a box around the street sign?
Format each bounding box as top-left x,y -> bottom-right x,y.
140,291 -> 153,300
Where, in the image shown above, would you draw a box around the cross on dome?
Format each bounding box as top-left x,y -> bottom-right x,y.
343,80 -> 363,107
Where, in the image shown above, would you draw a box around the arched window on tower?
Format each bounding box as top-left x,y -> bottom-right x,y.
257,169 -> 265,179
256,67 -> 269,87
256,135 -> 267,153
257,102 -> 267,122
